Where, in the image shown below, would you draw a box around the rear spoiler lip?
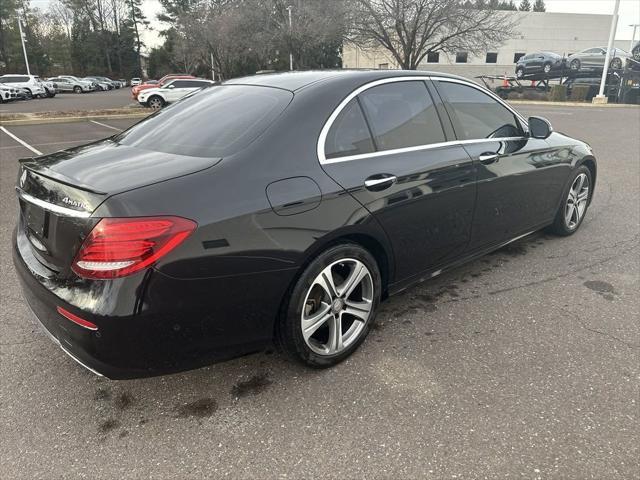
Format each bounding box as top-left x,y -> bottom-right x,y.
19,160 -> 106,195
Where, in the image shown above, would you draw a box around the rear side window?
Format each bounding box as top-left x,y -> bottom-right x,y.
116,85 -> 292,158
358,81 -> 445,151
324,98 -> 375,159
436,81 -> 523,140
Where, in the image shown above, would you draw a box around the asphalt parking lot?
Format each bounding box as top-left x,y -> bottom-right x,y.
0,88 -> 135,114
1,105 -> 639,479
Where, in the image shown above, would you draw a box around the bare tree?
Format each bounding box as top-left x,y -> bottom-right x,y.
350,0 -> 518,70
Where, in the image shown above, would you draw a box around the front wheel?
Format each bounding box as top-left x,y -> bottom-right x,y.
543,63 -> 552,74
147,95 -> 165,109
516,67 -> 524,78
548,166 -> 592,236
570,59 -> 581,71
73,86 -> 82,94
277,244 -> 381,368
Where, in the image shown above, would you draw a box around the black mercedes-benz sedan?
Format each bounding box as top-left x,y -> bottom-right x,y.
13,70 -> 597,378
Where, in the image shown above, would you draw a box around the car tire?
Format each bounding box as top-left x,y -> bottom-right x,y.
543,63 -> 552,74
570,59 -> 581,71
277,243 -> 382,368
516,67 -> 524,78
610,58 -> 622,70
147,95 -> 165,109
548,165 -> 592,236
24,88 -> 32,99
73,86 -> 82,94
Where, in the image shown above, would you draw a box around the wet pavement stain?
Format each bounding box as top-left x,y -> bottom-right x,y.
115,392 -> 135,410
98,418 -> 120,434
584,280 -> 617,301
176,398 -> 218,419
231,373 -> 272,398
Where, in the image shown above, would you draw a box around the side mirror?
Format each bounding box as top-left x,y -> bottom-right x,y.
528,116 -> 553,139
167,84 -> 175,89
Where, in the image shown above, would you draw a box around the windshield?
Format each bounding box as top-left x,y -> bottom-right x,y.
115,85 -> 293,158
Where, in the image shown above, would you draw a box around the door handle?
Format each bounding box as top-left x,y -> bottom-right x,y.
364,174 -> 397,191
478,153 -> 499,165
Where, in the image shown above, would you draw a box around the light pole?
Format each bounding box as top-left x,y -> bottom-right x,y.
630,24 -> 639,51
594,0 -> 621,103
17,12 -> 31,75
287,5 -> 293,71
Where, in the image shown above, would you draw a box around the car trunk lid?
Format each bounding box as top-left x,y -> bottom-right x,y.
16,140 -> 220,277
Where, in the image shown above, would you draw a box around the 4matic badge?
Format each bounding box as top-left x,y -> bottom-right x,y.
62,196 -> 89,210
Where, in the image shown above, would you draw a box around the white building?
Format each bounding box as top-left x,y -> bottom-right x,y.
343,11 -> 629,78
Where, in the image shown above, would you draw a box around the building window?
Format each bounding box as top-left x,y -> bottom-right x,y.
378,63 -> 389,70
514,52 -> 525,63
485,52 -> 498,64
427,51 -> 440,63
455,52 -> 468,63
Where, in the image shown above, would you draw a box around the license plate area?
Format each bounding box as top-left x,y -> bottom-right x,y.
21,200 -> 48,238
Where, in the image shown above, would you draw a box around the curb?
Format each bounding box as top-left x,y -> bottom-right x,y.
0,112 -> 151,126
507,100 -> 638,108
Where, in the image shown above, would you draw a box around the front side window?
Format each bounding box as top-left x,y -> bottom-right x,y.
358,81 -> 445,152
436,81 -> 523,140
324,98 -> 375,159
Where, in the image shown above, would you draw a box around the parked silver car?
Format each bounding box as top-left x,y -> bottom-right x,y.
48,76 -> 93,93
567,47 -> 631,72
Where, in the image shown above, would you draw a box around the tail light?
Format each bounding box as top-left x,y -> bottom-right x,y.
72,216 -> 196,279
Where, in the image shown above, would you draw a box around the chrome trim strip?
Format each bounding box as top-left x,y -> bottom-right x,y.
317,75 -> 529,165
16,188 -> 92,218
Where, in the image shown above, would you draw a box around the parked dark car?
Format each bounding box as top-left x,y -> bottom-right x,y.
515,52 -> 564,78
13,70 -> 597,379
563,74 -> 620,101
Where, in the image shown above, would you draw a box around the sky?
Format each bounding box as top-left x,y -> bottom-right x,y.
27,0 -> 640,50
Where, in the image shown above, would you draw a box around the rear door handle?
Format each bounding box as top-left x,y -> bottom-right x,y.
478,153 -> 499,165
364,174 -> 397,192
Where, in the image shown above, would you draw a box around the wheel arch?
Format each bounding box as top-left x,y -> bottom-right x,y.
273,228 -> 394,343
577,156 -> 597,204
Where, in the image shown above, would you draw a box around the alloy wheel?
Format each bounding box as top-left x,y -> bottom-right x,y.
565,173 -> 590,229
543,64 -> 551,73
610,58 -> 622,70
149,97 -> 163,109
301,258 -> 374,356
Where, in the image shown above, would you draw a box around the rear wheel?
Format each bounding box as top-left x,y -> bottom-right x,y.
548,166 -> 592,236
73,86 -> 82,94
516,67 -> 524,78
610,57 -> 622,70
543,62 -> 552,74
277,244 -> 381,367
570,59 -> 581,71
147,95 -> 165,109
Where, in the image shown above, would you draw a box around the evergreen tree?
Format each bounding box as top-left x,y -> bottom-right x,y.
519,0 -> 532,10
533,0 -> 546,12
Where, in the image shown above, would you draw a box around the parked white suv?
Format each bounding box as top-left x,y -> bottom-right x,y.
0,74 -> 47,98
137,78 -> 215,108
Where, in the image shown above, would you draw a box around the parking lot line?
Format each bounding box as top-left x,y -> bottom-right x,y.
89,120 -> 122,131
0,126 -> 43,156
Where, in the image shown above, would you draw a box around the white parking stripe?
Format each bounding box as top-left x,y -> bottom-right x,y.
89,120 -> 122,131
0,126 -> 43,156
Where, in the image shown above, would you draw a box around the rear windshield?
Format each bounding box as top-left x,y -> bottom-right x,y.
116,85 -> 292,158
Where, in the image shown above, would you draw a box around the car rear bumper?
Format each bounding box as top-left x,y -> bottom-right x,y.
12,228 -> 292,379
